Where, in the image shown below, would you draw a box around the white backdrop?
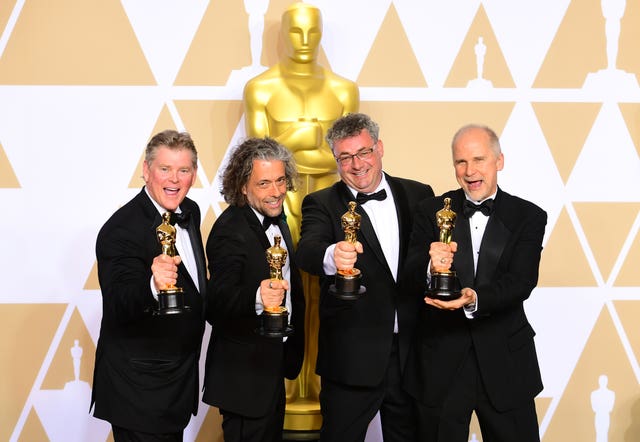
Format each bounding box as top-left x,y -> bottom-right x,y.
1,0 -> 640,441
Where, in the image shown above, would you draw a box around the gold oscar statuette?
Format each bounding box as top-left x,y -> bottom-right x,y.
242,2 -> 359,432
257,235 -> 293,337
427,197 -> 462,300
155,212 -> 189,315
329,201 -> 367,300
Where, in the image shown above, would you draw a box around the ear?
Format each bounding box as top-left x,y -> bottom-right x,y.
376,139 -> 384,158
142,161 -> 150,182
496,152 -> 504,171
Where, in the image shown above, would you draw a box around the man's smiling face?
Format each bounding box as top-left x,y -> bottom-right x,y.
143,146 -> 197,211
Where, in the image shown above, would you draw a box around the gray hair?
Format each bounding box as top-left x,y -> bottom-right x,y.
221,137 -> 298,206
145,130 -> 198,168
325,113 -> 380,152
451,124 -> 501,157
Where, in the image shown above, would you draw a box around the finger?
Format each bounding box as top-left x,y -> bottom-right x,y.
337,241 -> 356,252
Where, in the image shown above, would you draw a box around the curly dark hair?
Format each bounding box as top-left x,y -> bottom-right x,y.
221,137 -> 298,206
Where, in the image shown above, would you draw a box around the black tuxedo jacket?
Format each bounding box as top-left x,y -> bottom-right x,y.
402,187 -> 547,412
202,204 -> 305,418
91,188 -> 206,433
295,173 -> 434,387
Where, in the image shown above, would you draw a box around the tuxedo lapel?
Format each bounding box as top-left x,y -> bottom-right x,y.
475,190 -> 509,287
184,210 -> 207,296
278,217 -> 296,260
387,174 -> 409,274
450,192 -> 475,288
242,205 -> 272,251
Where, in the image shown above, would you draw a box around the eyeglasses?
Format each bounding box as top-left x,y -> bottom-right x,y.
255,176 -> 287,190
335,142 -> 377,166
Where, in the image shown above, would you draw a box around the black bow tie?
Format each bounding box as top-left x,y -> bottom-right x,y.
170,210 -> 191,229
463,199 -> 494,218
356,189 -> 387,205
262,215 -> 281,230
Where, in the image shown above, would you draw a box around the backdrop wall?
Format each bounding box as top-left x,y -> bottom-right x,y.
1,0 -> 639,441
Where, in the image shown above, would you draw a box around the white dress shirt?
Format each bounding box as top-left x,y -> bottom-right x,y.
252,209 -> 293,319
322,174 -> 401,332
146,188 -> 200,297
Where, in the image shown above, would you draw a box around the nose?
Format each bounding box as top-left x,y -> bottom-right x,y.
269,182 -> 285,196
350,154 -> 365,168
464,163 -> 475,176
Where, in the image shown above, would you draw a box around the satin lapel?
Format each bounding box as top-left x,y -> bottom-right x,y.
387,175 -> 409,273
277,218 -> 296,310
337,182 -> 388,274
139,188 -> 164,235
185,213 -> 207,296
450,192 -> 475,288
475,193 -> 509,287
278,218 -> 296,260
242,205 -> 272,251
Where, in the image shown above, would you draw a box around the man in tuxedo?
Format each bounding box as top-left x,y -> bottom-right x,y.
92,130 -> 207,441
295,113 -> 434,441
402,124 -> 547,441
202,137 -> 305,442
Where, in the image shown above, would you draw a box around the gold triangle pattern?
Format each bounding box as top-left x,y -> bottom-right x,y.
543,305 -> 640,440
17,408 -> 49,442
0,304 -> 67,441
0,142 -> 20,188
175,100 -> 244,182
538,207 -> 597,287
41,308 -> 95,389
357,4 -> 426,87
532,102 -> 601,184
360,101 -> 514,193
0,0 -> 154,84
574,202 -> 640,282
533,0 -> 604,88
445,4 -> 514,88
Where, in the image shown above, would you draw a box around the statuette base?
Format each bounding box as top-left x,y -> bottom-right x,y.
427,272 -> 462,301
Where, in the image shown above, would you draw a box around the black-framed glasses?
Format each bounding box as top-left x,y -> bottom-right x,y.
335,142 -> 377,166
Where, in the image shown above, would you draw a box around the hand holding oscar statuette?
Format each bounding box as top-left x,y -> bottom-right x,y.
329,201 -> 367,300
155,212 -> 189,315
258,235 -> 293,337
427,197 -> 462,300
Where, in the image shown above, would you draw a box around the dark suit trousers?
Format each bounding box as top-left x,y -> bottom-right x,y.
320,335 -> 417,442
220,382 -> 286,442
112,425 -> 182,442
415,346 -> 539,442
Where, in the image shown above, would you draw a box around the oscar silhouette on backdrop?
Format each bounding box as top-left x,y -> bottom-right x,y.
467,36 -> 492,88
226,0 -> 269,86
591,374 -> 615,442
243,1 -> 359,432
583,0 -> 638,90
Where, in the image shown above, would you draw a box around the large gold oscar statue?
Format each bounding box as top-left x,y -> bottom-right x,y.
243,1 -> 359,433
